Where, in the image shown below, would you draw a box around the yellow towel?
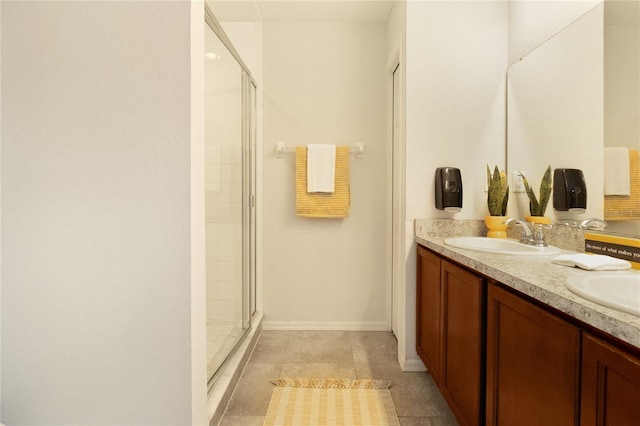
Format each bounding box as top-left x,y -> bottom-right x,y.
296,146 -> 350,218
604,149 -> 640,220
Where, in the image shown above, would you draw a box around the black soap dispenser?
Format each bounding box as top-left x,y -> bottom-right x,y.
435,167 -> 462,212
553,168 -> 587,213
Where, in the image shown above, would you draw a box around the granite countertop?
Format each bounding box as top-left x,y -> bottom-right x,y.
415,219 -> 640,350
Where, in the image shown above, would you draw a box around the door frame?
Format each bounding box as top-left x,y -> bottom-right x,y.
386,35 -> 406,345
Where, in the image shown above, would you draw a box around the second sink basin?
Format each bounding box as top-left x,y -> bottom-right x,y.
566,272 -> 640,316
444,236 -> 562,256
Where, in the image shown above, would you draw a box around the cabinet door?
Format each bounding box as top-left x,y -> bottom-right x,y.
486,283 -> 581,426
581,333 -> 640,425
416,246 -> 442,383
440,260 -> 484,426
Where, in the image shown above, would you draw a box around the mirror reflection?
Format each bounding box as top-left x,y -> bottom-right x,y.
507,2 -> 639,236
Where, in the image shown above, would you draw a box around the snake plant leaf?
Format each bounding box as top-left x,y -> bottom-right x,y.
538,166 -> 552,216
520,166 -> 552,216
500,185 -> 509,216
486,165 -> 492,192
520,171 -> 540,214
487,165 -> 509,216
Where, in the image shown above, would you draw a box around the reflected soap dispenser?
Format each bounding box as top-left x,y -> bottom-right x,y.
435,167 -> 462,212
553,168 -> 587,213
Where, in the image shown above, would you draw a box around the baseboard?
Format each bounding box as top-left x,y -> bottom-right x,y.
262,320 -> 389,331
400,357 -> 427,372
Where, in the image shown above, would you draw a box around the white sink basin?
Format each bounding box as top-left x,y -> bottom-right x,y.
566,272 -> 640,316
444,236 -> 562,256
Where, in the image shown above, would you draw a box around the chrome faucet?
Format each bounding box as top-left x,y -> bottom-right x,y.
505,218 -> 550,247
580,218 -> 607,231
504,218 -> 533,244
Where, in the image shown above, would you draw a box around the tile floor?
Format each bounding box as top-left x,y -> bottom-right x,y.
218,330 -> 458,425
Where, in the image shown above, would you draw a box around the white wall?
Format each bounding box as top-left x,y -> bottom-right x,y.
261,22 -> 389,329
406,2 -> 507,223
191,3 -> 208,425
387,0 -> 405,48
0,2 -> 3,417
402,0 -> 508,368
1,2 -> 200,424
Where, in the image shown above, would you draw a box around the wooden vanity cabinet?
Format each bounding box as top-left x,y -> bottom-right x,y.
417,243 -> 640,425
416,246 -> 442,382
440,259 -> 485,425
417,246 -> 485,425
486,283 -> 581,426
581,333 -> 640,425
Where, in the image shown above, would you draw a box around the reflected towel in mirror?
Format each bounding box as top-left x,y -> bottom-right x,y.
604,147 -> 630,196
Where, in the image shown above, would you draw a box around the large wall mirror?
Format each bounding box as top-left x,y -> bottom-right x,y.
507,1 -> 639,237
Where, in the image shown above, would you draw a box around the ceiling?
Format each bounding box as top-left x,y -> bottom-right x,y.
207,0 -> 396,22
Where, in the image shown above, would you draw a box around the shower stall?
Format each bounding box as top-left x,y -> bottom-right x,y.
204,7 -> 257,386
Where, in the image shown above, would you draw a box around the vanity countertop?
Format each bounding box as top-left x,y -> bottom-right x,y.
415,230 -> 640,350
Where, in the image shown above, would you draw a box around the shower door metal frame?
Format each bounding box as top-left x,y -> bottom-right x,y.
205,4 -> 257,387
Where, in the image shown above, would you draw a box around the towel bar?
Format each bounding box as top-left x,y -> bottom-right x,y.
276,142 -> 364,159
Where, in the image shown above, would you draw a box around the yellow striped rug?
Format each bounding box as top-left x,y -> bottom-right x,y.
264,378 -> 399,426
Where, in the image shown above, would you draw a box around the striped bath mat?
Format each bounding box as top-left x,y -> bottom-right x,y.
263,378 -> 399,426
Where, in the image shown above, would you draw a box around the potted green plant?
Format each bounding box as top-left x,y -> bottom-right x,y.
519,165 -> 552,225
485,165 -> 509,238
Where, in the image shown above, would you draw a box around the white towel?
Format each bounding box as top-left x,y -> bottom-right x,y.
604,147 -> 631,196
552,253 -> 632,271
307,144 -> 336,193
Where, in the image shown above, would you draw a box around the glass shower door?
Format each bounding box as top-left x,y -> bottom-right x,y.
204,17 -> 252,381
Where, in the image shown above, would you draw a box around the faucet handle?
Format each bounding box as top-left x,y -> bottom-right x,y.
554,219 -> 578,228
531,223 -> 551,247
580,218 -> 607,230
